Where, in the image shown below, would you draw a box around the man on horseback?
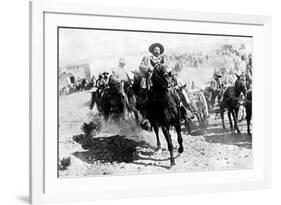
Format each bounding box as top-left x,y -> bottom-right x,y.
96,73 -> 108,95
89,72 -> 109,110
138,43 -> 191,131
110,57 -> 131,118
205,70 -> 224,109
139,43 -> 167,91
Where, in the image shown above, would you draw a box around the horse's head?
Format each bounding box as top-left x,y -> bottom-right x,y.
131,71 -> 142,93
108,74 -> 122,93
151,64 -> 170,90
234,74 -> 247,98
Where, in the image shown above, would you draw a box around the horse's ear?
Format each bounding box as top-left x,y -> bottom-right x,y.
235,74 -> 240,79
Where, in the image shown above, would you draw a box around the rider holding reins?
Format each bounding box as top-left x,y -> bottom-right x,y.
110,57 -> 131,118
139,43 -> 168,90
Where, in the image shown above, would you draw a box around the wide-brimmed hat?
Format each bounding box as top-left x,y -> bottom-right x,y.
131,70 -> 141,76
213,70 -> 222,78
102,72 -> 109,75
149,43 -> 164,54
119,57 -> 126,64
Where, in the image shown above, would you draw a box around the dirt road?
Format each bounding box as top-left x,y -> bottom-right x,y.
59,91 -> 252,177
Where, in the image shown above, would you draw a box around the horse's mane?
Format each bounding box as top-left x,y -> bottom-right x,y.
234,76 -> 247,97
151,64 -> 170,91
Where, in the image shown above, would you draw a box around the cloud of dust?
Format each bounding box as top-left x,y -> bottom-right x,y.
89,112 -> 158,148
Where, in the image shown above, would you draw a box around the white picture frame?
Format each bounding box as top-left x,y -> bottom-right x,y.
29,1 -> 272,204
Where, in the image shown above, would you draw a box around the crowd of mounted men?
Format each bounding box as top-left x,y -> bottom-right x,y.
87,43 -> 252,167
89,43 -> 197,131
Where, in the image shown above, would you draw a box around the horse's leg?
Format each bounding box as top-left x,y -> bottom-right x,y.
152,123 -> 161,150
103,114 -> 109,126
232,108 -> 241,134
220,104 -> 226,129
133,110 -> 140,126
246,104 -> 252,135
174,122 -> 184,153
161,125 -> 175,167
196,113 -> 203,127
89,92 -> 95,110
200,112 -> 205,126
185,119 -> 191,134
227,110 -> 233,130
246,115 -> 251,135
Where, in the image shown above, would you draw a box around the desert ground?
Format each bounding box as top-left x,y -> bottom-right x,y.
58,90 -> 252,177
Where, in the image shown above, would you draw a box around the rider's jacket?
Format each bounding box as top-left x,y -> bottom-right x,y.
139,55 -> 167,89
112,66 -> 129,83
96,78 -> 108,94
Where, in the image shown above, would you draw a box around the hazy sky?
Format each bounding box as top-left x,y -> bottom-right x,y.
59,28 -> 252,67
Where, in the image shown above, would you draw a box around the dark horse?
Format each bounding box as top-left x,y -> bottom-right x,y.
219,75 -> 247,133
140,64 -> 184,167
89,89 -> 103,113
244,89 -> 252,135
90,75 -> 139,125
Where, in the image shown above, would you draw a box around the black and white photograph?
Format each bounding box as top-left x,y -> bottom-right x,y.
58,27 -> 253,177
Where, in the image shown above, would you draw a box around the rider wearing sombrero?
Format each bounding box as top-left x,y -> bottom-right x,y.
139,43 -> 167,90
96,73 -> 108,95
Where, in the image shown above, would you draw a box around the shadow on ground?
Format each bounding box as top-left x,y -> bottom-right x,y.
72,134 -> 159,163
191,126 -> 252,149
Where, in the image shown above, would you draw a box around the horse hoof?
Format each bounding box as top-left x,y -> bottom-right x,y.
178,147 -> 184,153
170,161 -> 176,167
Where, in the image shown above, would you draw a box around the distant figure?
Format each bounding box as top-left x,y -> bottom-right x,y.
102,72 -> 109,84
96,73 -> 108,95
190,81 -> 198,90
87,74 -> 96,90
213,70 -> 223,90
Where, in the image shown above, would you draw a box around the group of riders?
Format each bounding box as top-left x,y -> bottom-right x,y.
88,43 -> 252,167
205,49 -> 252,109
90,42 -> 252,133
90,43 -> 197,130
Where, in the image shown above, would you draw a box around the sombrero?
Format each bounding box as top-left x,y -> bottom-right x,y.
131,70 -> 141,76
213,70 -> 222,78
149,43 -> 164,54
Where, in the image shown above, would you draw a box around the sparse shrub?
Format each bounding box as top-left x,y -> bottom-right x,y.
59,157 -> 71,170
81,117 -> 101,136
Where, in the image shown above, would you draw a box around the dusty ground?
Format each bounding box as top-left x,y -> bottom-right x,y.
58,91 -> 252,177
